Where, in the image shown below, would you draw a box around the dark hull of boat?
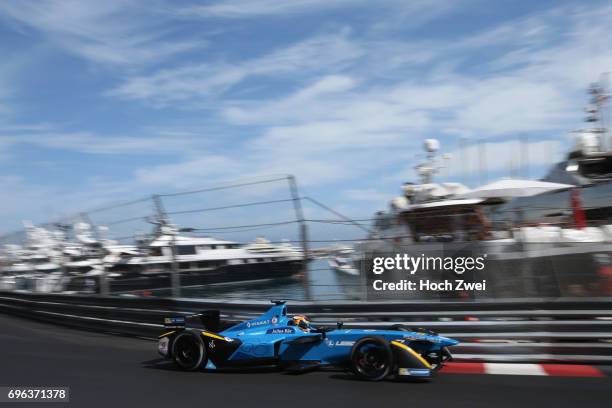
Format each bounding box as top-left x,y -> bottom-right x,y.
65,259 -> 304,294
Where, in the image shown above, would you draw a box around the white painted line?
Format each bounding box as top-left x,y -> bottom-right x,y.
484,363 -> 546,376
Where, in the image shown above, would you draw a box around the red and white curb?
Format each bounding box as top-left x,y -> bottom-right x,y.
440,362 -> 605,378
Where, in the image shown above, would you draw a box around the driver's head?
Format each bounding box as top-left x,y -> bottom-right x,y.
292,315 -> 310,331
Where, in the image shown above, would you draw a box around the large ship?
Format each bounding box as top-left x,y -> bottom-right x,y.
349,80 -> 612,301
1,220 -> 304,294
75,223 -> 304,293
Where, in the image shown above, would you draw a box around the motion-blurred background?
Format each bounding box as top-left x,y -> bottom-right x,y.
1,0 -> 612,368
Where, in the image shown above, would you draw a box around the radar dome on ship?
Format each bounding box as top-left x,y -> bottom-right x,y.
424,138 -> 440,153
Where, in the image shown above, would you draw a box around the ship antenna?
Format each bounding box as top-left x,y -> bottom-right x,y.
415,139 -> 440,184
586,75 -> 611,152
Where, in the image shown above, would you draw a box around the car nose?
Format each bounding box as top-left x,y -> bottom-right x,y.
437,336 -> 459,346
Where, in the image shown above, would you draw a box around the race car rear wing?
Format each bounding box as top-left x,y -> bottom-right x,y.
163,316 -> 186,329
163,310 -> 221,331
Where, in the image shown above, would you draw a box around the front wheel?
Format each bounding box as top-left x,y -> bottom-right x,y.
172,332 -> 206,371
350,336 -> 394,381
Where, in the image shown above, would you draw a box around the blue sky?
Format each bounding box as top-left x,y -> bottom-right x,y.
1,0 -> 611,238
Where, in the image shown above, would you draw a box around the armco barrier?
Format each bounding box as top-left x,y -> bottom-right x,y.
1,291 -> 611,363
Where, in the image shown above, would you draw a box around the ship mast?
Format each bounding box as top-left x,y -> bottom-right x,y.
414,139 -> 441,184
585,75 -> 611,152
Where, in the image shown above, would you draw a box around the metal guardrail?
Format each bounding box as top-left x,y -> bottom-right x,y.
1,291 -> 611,363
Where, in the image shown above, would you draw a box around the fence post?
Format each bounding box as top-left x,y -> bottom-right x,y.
170,232 -> 181,298
152,194 -> 167,223
287,175 -> 311,300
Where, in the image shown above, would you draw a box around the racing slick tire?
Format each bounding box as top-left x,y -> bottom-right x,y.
171,331 -> 206,371
350,336 -> 394,381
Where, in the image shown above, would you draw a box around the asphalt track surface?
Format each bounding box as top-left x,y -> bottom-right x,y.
0,314 -> 611,408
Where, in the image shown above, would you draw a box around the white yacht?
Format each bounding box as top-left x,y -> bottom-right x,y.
352,80 -> 612,300
328,245 -> 358,276
64,223 -> 304,293
0,223 -> 65,291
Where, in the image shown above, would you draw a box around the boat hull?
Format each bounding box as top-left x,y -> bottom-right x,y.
65,259 -> 304,294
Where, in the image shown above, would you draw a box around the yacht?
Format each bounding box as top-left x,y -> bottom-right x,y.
351,80 -> 612,301
328,245 -> 358,276
64,223 -> 305,293
0,223 -> 65,292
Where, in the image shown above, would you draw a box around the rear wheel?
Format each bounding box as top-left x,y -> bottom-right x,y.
350,336 -> 393,381
172,332 -> 206,371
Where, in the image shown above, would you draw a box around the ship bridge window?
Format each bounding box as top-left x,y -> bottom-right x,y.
177,245 -> 196,255
149,247 -> 162,257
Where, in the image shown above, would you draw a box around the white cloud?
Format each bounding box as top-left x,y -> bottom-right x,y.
178,0 -> 455,20
109,29 -> 363,104
125,1 -> 612,195
450,77 -> 573,134
134,155 -> 239,187
3,1 -> 612,234
178,0 -> 347,19
0,129 -> 212,156
223,75 -> 359,124
0,0 -> 202,66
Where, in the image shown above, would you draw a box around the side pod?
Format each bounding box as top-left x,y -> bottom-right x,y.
390,341 -> 432,379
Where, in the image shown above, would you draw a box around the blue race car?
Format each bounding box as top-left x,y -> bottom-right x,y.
157,301 -> 458,381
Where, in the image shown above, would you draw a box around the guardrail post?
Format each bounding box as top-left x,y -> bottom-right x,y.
99,264 -> 110,296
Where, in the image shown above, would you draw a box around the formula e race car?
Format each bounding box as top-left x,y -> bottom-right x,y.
157,301 -> 458,381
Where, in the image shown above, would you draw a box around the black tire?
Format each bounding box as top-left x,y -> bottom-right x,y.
350,336 -> 394,381
172,332 -> 206,371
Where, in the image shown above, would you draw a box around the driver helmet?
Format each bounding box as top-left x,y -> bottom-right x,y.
292,315 -> 311,331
